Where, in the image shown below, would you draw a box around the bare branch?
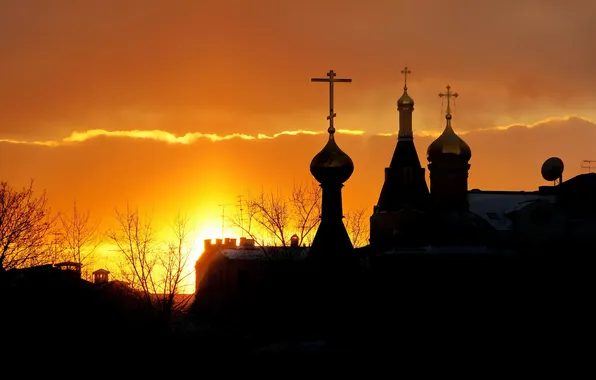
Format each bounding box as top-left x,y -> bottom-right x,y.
345,206 -> 370,248
228,182 -> 322,259
0,180 -> 55,271
291,181 -> 321,247
158,211 -> 195,317
56,200 -> 102,279
107,204 -> 157,308
107,206 -> 195,324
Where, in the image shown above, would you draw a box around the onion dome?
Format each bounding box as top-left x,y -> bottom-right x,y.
427,85 -> 471,162
427,113 -> 471,162
397,66 -> 414,107
310,129 -> 354,185
397,89 -> 414,107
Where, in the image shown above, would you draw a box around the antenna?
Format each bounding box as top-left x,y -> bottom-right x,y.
237,195 -> 244,234
217,204 -> 229,240
541,157 -> 564,185
581,160 -> 596,173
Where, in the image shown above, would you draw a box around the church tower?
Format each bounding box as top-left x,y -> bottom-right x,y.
308,70 -> 354,263
427,85 -> 471,212
370,67 -> 430,250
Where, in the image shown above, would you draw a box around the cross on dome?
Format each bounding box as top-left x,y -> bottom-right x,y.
438,85 -> 458,116
311,70 -> 352,135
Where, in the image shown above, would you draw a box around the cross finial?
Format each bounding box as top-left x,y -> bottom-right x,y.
438,85 -> 458,115
311,70 -> 352,135
401,66 -> 411,90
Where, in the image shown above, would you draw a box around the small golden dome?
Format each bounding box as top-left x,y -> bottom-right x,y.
397,89 -> 414,107
427,113 -> 471,162
397,67 -> 414,107
310,133 -> 354,184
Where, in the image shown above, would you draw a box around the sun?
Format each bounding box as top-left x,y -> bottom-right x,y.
192,222 -> 239,260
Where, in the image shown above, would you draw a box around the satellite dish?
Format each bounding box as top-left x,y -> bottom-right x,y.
541,157 -> 564,182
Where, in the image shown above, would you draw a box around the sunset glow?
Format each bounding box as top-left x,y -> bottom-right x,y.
1,1 -> 595,292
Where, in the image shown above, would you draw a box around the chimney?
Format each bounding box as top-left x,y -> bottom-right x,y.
290,234 -> 299,248
204,239 -> 212,252
93,269 -> 110,285
239,237 -> 247,247
230,238 -> 237,247
215,238 -> 222,246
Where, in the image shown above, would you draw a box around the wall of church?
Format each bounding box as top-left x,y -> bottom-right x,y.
428,159 -> 470,211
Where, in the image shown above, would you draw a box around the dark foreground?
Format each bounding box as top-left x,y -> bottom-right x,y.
1,251 -> 591,359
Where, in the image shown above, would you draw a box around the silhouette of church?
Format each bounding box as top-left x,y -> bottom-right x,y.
192,69 -> 595,344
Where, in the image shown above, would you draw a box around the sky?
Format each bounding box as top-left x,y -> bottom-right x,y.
1,0 -> 595,279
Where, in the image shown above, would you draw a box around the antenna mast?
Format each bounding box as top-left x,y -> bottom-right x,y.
581,160 -> 596,173
217,204 -> 227,240
237,195 -> 244,233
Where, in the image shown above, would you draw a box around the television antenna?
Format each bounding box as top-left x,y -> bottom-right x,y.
237,195 -> 244,234
217,203 -> 230,240
581,160 -> 596,173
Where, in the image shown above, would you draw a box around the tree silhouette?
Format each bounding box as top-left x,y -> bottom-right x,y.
0,181 -> 54,272
230,182 -> 321,248
107,204 -> 194,323
230,182 -> 369,249
57,201 -> 101,280
345,206 -> 370,248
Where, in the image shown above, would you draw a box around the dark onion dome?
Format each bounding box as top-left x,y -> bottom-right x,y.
427,113 -> 471,163
310,132 -> 354,185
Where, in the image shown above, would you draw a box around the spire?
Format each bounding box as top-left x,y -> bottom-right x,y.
309,70 -> 354,262
371,66 -> 429,250
397,66 -> 415,141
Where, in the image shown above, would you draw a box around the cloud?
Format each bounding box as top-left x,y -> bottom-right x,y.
458,115 -> 595,133
0,128 -> 366,146
1,114 -> 590,147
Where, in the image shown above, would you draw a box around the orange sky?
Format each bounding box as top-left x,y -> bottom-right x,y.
1,1 -> 595,282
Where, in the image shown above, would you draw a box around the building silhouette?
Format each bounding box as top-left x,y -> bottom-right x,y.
192,68 -> 595,349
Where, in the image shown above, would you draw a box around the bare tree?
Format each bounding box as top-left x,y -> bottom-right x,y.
0,181 -> 54,272
107,205 -> 194,322
57,201 -> 101,279
107,204 -> 157,308
230,182 -> 321,249
345,206 -> 370,248
157,211 -> 195,319
291,181 -> 322,247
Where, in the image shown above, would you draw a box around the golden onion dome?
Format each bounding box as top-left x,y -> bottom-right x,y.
310,131 -> 354,185
397,88 -> 414,107
427,113 -> 471,162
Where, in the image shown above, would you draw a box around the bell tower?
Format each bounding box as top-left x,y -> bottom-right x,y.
427,85 -> 472,212
370,67 -> 430,250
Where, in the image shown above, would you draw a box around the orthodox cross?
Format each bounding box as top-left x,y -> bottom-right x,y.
311,70 -> 352,134
439,85 -> 458,115
401,66 -> 411,90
